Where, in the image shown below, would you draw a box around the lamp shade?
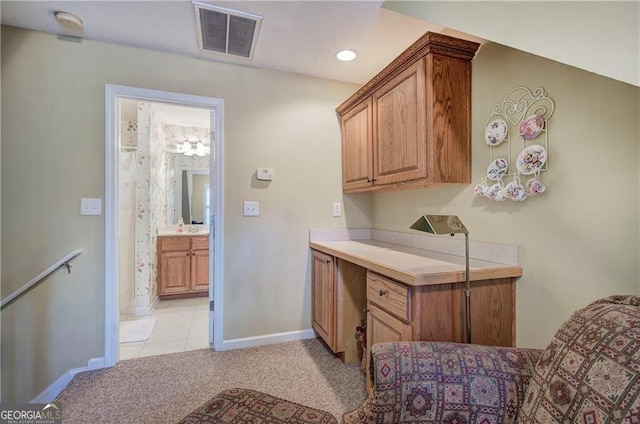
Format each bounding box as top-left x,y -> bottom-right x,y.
410,214 -> 468,235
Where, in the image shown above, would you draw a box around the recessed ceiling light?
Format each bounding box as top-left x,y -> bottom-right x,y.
336,49 -> 358,62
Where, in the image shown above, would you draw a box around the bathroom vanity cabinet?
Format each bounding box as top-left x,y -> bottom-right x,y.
157,235 -> 209,298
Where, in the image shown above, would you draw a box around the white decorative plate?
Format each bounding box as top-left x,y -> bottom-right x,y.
519,115 -> 545,139
516,145 -> 547,175
486,157 -> 509,180
485,118 -> 508,146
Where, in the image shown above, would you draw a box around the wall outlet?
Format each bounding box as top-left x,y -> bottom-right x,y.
81,198 -> 102,216
332,202 -> 341,217
243,201 -> 259,217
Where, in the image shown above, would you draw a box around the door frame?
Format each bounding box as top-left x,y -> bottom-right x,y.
104,84 -> 224,366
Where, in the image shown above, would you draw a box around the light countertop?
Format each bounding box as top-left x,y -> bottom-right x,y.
157,230 -> 209,237
310,239 -> 522,287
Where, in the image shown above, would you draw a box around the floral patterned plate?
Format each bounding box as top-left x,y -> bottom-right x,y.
516,145 -> 547,175
519,115 -> 545,139
486,157 -> 509,180
485,118 -> 509,146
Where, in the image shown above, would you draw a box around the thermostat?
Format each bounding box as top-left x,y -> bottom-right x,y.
256,168 -> 274,181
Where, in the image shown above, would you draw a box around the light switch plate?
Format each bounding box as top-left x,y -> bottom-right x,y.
243,201 -> 259,217
81,198 -> 102,216
332,202 -> 341,217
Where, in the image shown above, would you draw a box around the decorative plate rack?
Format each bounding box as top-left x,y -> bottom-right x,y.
475,86 -> 555,201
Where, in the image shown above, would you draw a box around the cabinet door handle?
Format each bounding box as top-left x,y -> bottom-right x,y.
378,289 -> 387,297
363,308 -> 370,314
325,259 -> 331,264
367,178 -> 376,184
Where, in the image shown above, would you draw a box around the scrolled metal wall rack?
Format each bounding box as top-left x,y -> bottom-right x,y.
474,86 -> 555,202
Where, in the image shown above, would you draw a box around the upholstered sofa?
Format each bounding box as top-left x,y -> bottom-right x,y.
343,295 -> 640,423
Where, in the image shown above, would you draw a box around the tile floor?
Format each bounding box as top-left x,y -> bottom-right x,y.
119,297 -> 211,360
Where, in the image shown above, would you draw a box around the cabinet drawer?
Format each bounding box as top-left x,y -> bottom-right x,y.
367,271 -> 410,322
191,236 -> 209,250
158,236 -> 190,252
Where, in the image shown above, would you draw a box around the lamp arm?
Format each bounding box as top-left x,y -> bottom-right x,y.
465,232 -> 471,344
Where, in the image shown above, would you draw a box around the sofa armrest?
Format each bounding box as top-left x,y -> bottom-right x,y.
343,341 -> 543,424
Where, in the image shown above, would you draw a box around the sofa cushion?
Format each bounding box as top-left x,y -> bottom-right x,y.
342,342 -> 542,424
517,295 -> 640,423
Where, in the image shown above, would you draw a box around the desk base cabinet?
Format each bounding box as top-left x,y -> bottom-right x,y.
311,250 -> 516,371
311,250 -> 367,363
311,250 -> 335,350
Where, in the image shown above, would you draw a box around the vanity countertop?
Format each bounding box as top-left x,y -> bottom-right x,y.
158,230 -> 209,237
310,239 -> 522,287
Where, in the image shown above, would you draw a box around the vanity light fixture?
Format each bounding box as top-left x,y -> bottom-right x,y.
336,49 -> 358,62
180,139 -> 209,157
410,214 -> 472,344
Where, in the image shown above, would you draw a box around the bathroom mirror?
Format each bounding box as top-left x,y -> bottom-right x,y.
167,153 -> 210,226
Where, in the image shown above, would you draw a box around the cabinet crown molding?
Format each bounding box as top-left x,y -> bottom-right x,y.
336,32 -> 480,116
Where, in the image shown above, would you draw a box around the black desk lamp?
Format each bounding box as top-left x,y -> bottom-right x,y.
411,214 -> 471,344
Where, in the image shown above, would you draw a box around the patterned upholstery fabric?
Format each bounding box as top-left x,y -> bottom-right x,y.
517,295 -> 640,423
179,388 -> 338,423
342,342 -> 543,423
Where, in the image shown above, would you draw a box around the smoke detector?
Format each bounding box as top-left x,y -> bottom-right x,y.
193,2 -> 262,60
54,12 -> 83,31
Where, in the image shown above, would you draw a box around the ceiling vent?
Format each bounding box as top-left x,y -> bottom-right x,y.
193,2 -> 262,60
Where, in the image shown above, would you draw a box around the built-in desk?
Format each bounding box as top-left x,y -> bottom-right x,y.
309,234 -> 523,373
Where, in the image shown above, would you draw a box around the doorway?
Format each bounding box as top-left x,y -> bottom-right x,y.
105,85 -> 224,366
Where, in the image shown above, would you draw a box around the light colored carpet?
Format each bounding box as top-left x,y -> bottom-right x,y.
54,338 -> 366,423
119,317 -> 156,343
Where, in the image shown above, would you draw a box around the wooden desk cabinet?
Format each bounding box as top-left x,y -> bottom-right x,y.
310,248 -> 516,370
157,235 -> 209,298
311,250 -> 367,362
364,271 -> 515,387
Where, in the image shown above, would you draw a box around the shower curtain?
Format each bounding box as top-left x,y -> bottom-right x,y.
118,150 -> 137,315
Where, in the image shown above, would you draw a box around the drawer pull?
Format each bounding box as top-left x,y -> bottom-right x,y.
378,289 -> 387,297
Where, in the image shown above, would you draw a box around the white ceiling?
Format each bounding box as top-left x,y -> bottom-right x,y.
2,1 -> 637,90
5,1 -> 633,127
0,0 -> 484,85
384,1 -> 640,88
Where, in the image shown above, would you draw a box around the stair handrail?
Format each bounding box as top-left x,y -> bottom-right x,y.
1,249 -> 83,310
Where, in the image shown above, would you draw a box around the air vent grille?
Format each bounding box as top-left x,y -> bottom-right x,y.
194,2 -> 262,60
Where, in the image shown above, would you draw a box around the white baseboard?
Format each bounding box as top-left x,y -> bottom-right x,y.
220,329 -> 316,351
134,306 -> 152,316
30,357 -> 107,404
135,296 -> 159,316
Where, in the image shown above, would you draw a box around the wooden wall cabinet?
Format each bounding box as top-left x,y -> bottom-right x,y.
157,235 -> 209,298
341,98 -> 373,190
337,32 -> 480,193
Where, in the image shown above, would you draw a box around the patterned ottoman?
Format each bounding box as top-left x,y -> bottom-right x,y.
178,388 -> 338,424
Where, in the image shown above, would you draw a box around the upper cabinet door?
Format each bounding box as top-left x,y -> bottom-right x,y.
372,59 -> 427,186
341,98 -> 373,191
